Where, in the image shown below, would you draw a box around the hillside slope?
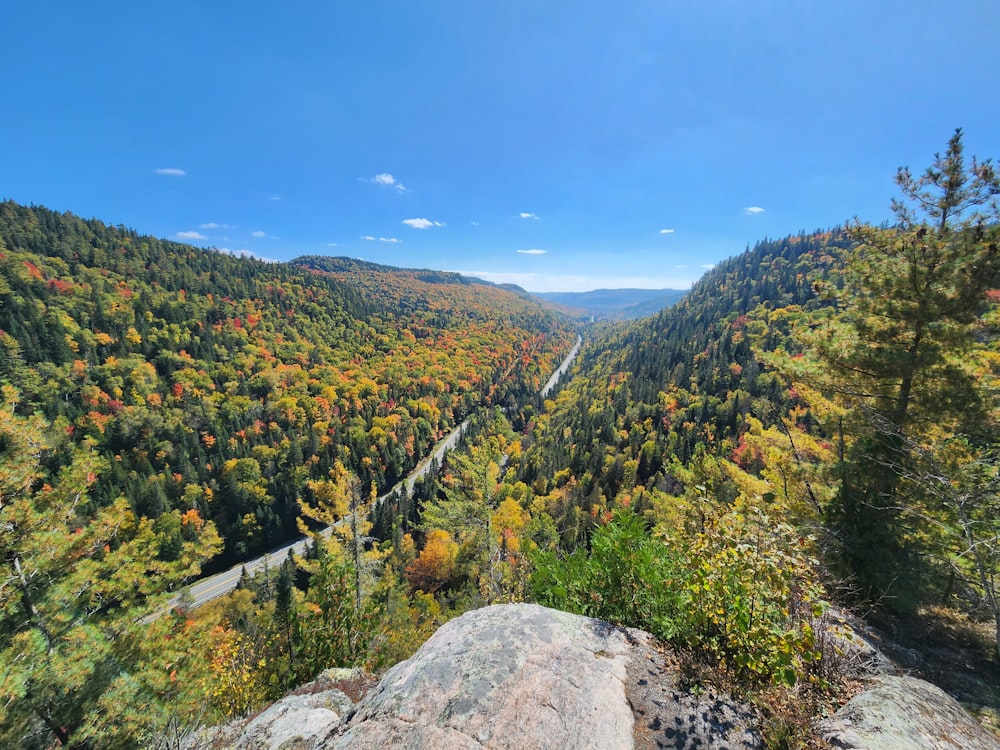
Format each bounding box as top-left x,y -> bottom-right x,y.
0,201 -> 575,566
519,231 -> 849,521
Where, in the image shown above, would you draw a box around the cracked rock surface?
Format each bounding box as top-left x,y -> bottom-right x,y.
817,675 -> 1000,750
190,604 -> 998,749
326,603 -> 762,749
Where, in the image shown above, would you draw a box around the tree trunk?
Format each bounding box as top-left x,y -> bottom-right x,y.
15,554 -> 54,650
891,326 -> 923,430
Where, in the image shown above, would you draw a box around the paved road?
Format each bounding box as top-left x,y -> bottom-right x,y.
167,332 -> 582,611
542,334 -> 581,398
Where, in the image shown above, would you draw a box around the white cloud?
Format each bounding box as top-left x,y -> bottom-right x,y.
251,230 -> 267,238
155,168 -> 186,176
267,195 -> 282,201
402,218 -> 444,230
701,263 -> 716,269
361,235 -> 402,243
199,222 -> 230,229
516,249 -> 547,255
743,206 -> 766,215
327,242 -> 338,247
470,221 -> 480,226
361,235 -> 377,241
675,264 -> 688,269
369,173 -> 406,191
659,228 -> 676,234
518,212 -> 539,220
176,230 -> 207,240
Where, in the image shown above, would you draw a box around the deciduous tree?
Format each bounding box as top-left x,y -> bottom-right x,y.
0,387 -> 222,748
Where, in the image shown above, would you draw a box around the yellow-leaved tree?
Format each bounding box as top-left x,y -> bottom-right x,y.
0,387 -> 222,748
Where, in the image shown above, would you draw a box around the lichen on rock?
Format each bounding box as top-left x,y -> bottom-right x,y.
327,602 -> 763,749
817,675 -> 1000,750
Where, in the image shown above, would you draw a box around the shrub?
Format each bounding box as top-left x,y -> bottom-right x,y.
665,494 -> 825,686
530,496 -> 826,687
530,508 -> 682,639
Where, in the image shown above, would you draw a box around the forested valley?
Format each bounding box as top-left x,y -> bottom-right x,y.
2,131 -> 999,747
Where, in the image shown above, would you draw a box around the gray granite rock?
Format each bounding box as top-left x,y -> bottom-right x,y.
817,675 -> 1000,750
235,690 -> 353,750
327,602 -> 763,749
186,604 -> 999,750
182,672 -> 355,750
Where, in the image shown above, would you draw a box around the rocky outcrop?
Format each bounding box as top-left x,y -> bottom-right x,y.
184,669 -> 357,750
188,603 -> 1000,749
817,675 -> 1000,750
325,603 -> 762,749
816,605 -> 899,677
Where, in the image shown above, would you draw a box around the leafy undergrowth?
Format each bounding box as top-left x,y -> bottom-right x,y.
758,602 -> 1000,746
671,642 -> 854,750
754,685 -> 845,750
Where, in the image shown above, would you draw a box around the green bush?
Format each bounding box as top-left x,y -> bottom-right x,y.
665,496 -> 824,686
530,500 -> 825,687
530,508 -> 682,639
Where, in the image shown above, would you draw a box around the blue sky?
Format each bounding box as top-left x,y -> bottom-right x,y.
4,2 -> 999,292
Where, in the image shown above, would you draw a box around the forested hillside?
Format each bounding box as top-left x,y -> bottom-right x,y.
2,132 -> 999,749
0,203 -> 575,746
0,202 -> 574,565
518,229 -> 850,520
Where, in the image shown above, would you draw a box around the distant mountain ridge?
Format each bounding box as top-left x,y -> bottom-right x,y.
293,255 -> 476,286
535,287 -> 688,320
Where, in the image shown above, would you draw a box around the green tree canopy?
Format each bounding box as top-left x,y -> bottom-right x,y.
794,130 -> 1000,608
0,387 -> 222,748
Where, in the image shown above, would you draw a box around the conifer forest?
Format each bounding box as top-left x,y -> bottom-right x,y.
2,132 -> 999,747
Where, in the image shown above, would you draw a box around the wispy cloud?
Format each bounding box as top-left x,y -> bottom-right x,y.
176,230 -> 207,240
327,242 -> 338,247
743,206 -> 766,215
267,195 -> 281,201
516,249 -> 547,255
361,235 -> 402,243
199,222 -> 230,229
470,221 -> 480,226
155,168 -> 186,176
701,263 -> 716,269
251,230 -> 267,238
219,248 -> 278,263
675,264 -> 689,269
518,212 -> 539,220
367,173 -> 406,191
402,218 -> 444,230
659,228 -> 676,234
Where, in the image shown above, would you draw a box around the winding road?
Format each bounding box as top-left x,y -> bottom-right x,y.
171,333 -> 582,611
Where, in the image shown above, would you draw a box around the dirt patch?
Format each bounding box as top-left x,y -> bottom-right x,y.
625,640 -> 764,750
